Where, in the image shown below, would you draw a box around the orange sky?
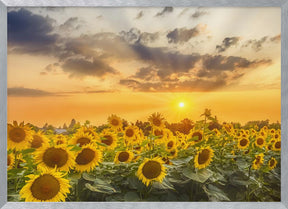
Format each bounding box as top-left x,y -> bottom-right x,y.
7,90 -> 281,127
7,7 -> 281,127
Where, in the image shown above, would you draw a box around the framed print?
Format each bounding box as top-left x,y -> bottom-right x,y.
0,0 -> 288,209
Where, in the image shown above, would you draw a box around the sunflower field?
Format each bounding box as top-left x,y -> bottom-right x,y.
7,110 -> 281,202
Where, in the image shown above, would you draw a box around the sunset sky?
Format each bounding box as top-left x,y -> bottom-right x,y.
7,7 -> 281,127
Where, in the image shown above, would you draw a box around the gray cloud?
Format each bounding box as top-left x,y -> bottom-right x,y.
119,28 -> 159,44
8,9 -> 59,54
59,17 -> 81,32
242,34 -> 281,52
135,11 -> 144,19
216,37 -> 241,53
191,10 -> 208,18
167,24 -> 205,44
119,78 -> 226,92
61,58 -> 118,78
8,87 -> 57,97
155,7 -> 173,17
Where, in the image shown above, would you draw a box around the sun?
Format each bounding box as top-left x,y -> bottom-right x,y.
179,102 -> 185,108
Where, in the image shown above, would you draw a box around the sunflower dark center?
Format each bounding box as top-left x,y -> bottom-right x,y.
9,127 -> 26,143
198,149 -> 210,165
30,174 -> 60,201
275,134 -> 279,139
75,148 -> 95,165
142,160 -> 162,179
102,135 -> 113,145
170,150 -> 176,156
275,141 -> 281,149
43,147 -> 68,168
152,118 -> 161,127
256,138 -> 264,145
240,139 -> 248,147
111,119 -> 119,126
76,137 -> 91,147
269,159 -> 275,167
56,140 -> 64,145
118,152 -> 129,162
154,129 -> 163,138
167,141 -> 174,148
192,132 -> 202,142
31,135 -> 43,148
126,129 -> 134,137
7,155 -> 11,166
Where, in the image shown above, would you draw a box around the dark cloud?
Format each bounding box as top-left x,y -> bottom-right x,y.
59,17 -> 80,32
119,78 -> 226,92
8,8 -> 59,54
167,24 -> 206,44
270,34 -> 281,43
8,87 -> 57,97
242,34 -> 281,52
155,7 -> 173,17
61,58 -> 118,78
216,37 -> 240,53
135,11 -> 144,19
133,66 -> 159,81
191,10 -> 208,18
202,55 -> 271,71
119,28 -> 159,45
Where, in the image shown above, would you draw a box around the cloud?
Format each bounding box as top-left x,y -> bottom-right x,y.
135,11 -> 144,19
178,8 -> 190,17
61,58 -> 118,78
216,37 -> 240,53
155,7 -> 173,17
167,24 -> 206,44
8,87 -> 57,97
270,34 -> 281,43
59,17 -> 81,32
119,28 -> 159,44
242,34 -> 281,52
191,9 -> 208,18
119,78 -> 226,92
8,8 -> 59,54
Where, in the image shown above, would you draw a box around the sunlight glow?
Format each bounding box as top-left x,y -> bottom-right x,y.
179,102 -> 185,108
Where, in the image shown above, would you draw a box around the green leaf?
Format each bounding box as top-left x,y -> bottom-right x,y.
152,178 -> 175,190
69,145 -> 82,152
124,191 -> 140,201
96,141 -> 108,147
229,171 -> 251,186
170,156 -> 193,165
203,184 -> 230,201
182,167 -> 213,183
82,172 -> 97,181
21,148 -> 35,154
85,182 -> 117,194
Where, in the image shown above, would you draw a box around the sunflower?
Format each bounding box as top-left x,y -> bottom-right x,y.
8,121 -> 33,151
19,169 -> 70,202
137,157 -> 166,186
194,147 -> 214,169
114,150 -> 134,164
99,129 -> 118,149
252,153 -> 264,170
53,135 -> 68,146
74,144 -> 102,172
168,148 -> 178,158
255,136 -> 266,148
77,126 -> 98,140
272,140 -> 281,151
108,114 -> 123,130
30,131 -> 49,149
148,112 -> 165,129
268,157 -> 277,170
269,129 -> 276,135
124,125 -> 139,141
7,153 -> 15,170
70,131 -> 95,147
35,145 -> 75,172
165,137 -> 176,151
273,132 -> 281,141
237,138 -> 250,149
189,130 -> 204,145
